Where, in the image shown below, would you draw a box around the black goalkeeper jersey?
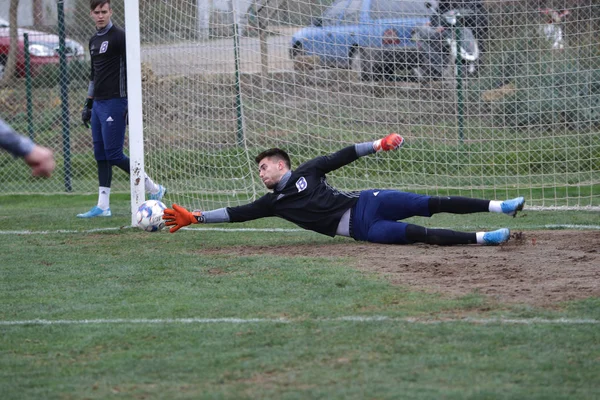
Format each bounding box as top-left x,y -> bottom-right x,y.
88,24 -> 127,100
226,145 -> 361,237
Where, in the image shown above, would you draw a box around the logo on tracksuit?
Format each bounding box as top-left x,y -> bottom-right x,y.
296,177 -> 307,192
100,41 -> 109,53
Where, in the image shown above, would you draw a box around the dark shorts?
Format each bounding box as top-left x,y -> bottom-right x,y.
351,190 -> 431,244
91,98 -> 128,161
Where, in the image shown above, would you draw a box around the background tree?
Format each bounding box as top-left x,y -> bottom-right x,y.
0,0 -> 19,86
33,0 -> 42,26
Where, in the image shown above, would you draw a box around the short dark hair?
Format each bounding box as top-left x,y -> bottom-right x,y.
255,148 -> 291,169
90,0 -> 110,10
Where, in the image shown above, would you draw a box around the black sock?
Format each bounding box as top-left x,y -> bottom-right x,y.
405,224 -> 477,245
428,196 -> 490,215
97,160 -> 112,187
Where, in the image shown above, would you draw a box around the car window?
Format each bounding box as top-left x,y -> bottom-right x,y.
370,0 -> 434,20
321,0 -> 351,26
340,0 -> 363,25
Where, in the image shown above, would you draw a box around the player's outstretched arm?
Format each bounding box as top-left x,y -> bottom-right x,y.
315,133 -> 406,173
373,133 -> 404,152
163,204 -> 204,233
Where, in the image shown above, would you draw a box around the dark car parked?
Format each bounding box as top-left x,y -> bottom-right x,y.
289,0 -> 438,80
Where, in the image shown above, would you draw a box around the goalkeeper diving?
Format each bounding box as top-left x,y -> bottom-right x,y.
163,134 -> 524,246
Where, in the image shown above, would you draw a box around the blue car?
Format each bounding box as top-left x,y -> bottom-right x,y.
290,0 -> 438,81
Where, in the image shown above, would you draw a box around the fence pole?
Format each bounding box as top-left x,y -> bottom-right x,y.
57,0 -> 72,192
455,17 -> 464,144
23,33 -> 34,141
231,0 -> 245,147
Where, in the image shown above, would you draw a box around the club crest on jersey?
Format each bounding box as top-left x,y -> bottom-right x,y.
100,41 -> 109,53
296,177 -> 307,192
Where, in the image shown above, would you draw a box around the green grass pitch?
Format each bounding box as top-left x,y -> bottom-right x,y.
0,194 -> 598,399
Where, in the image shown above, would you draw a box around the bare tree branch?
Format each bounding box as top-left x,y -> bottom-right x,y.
0,0 -> 19,86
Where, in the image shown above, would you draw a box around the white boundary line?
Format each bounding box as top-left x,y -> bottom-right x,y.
1,227 -> 125,234
1,224 -> 599,235
0,227 -> 305,235
543,224 -> 600,230
0,316 -> 597,326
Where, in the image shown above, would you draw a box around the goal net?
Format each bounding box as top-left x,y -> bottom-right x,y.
133,0 -> 599,213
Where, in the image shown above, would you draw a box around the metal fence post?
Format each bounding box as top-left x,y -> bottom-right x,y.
23,33 -> 34,141
455,15 -> 464,144
58,0 -> 72,192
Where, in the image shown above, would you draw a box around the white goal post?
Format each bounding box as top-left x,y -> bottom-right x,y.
125,0 -> 146,226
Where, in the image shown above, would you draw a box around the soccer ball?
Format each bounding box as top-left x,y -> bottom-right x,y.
136,200 -> 167,232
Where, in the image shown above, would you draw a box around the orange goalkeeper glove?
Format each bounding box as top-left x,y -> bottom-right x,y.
373,133 -> 404,152
162,204 -> 203,233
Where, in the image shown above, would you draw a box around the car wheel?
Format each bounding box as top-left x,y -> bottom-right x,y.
348,46 -> 366,81
290,42 -> 305,59
353,48 -> 381,82
291,43 -> 320,72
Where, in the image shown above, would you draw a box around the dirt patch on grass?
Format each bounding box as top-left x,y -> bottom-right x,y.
203,230 -> 600,307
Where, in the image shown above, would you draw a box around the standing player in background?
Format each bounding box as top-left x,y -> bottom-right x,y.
78,0 -> 165,218
1,117 -> 55,177
162,134 -> 525,246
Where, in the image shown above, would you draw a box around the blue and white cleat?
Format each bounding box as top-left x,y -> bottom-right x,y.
77,206 -> 112,218
501,196 -> 525,217
483,228 -> 510,245
149,185 -> 166,201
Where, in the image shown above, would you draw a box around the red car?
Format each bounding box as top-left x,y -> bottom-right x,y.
0,16 -> 85,79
